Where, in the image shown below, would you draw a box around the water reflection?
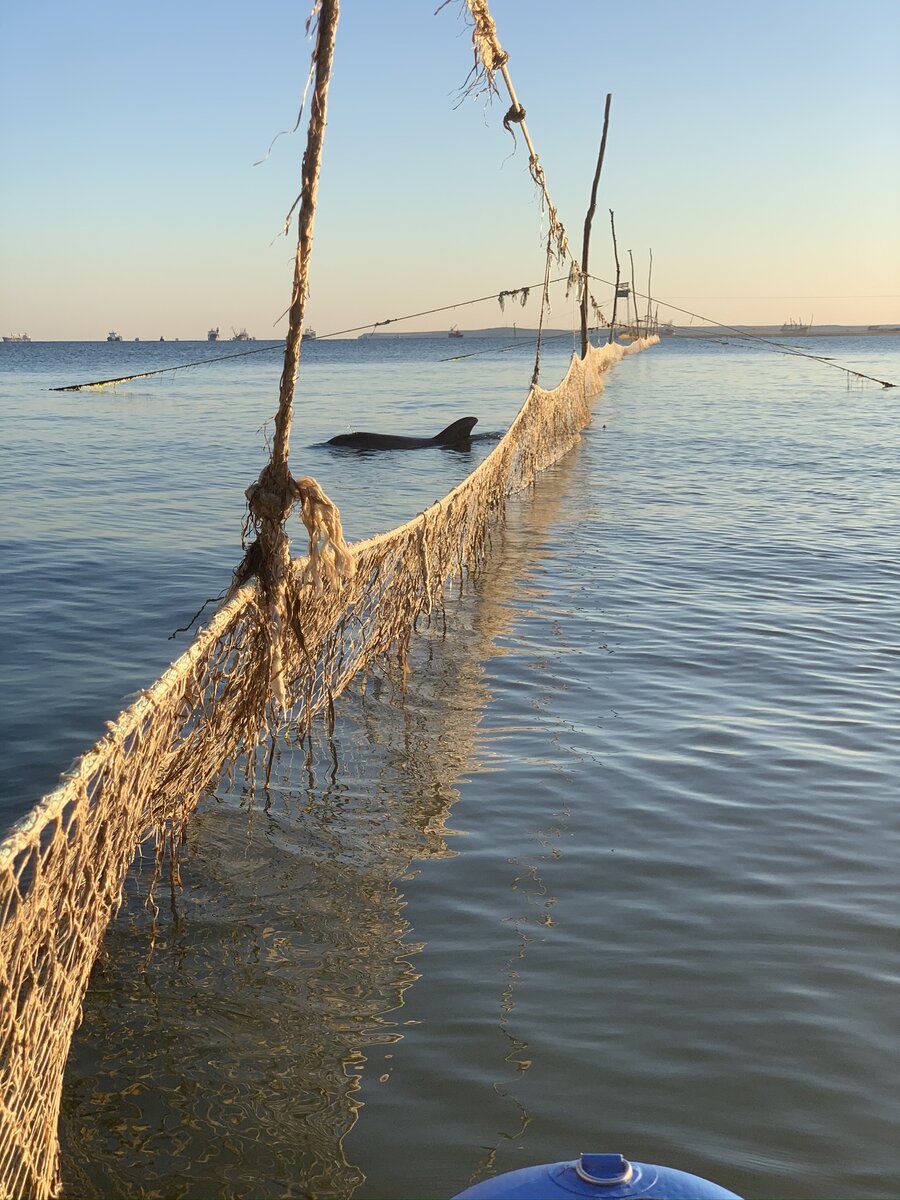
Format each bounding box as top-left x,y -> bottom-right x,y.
59,452 -> 578,1197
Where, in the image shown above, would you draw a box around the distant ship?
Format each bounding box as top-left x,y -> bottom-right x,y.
449,324 -> 464,338
2,333 -> 31,343
615,317 -> 674,339
231,327 -> 255,341
302,326 -> 316,341
106,331 -> 123,342
207,327 -> 220,342
781,317 -> 811,335
645,316 -> 675,336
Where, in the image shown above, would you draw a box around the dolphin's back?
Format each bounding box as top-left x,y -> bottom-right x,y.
329,431 -> 429,449
328,417 -> 478,450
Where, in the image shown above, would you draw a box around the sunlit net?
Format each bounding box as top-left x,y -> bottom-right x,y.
0,336 -> 656,1199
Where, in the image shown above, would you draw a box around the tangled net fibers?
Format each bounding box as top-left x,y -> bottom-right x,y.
0,335 -> 656,1199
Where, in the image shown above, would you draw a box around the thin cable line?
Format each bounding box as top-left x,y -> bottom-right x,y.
50,342 -> 286,391
49,276 -> 572,391
589,274 -> 897,388
50,275 -> 896,392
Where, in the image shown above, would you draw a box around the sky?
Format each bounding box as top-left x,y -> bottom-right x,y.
1,0 -> 898,340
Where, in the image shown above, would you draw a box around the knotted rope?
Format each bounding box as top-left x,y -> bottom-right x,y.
236,0 -> 355,713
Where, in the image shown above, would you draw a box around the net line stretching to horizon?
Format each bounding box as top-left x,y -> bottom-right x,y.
48,276 -> 895,393
0,0 -> 658,1194
47,276 -> 572,393
0,335 -> 659,1199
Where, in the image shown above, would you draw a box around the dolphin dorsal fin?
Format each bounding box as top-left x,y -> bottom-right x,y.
432,417 -> 478,445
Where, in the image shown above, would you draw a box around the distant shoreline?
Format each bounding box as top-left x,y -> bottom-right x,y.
346,325 -> 900,340
668,325 -> 900,340
3,326 -> 898,343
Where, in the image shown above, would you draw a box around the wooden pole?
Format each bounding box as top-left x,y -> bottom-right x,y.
645,247 -> 654,336
608,209 -> 621,344
580,93 -> 612,358
628,249 -> 637,337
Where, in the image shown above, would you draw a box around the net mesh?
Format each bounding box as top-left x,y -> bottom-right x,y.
0,336 -> 656,1199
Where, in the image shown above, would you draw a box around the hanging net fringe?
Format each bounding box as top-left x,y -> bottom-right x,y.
460,0 -> 571,269
0,336 -> 657,1199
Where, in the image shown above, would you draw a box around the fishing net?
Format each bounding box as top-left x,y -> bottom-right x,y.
0,336 -> 656,1198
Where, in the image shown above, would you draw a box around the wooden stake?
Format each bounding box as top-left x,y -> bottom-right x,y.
608,209 -> 621,344
628,249 -> 638,337
580,94 -> 612,358
646,247 -> 653,336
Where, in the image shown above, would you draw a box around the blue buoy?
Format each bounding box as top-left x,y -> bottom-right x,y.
450,1152 -> 743,1199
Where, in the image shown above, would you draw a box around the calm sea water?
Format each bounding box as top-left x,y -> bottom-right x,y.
1,333 -> 898,1199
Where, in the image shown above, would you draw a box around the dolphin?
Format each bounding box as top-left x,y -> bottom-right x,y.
327,416 -> 478,450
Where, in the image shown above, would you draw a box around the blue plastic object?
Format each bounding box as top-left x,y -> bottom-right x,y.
450,1152 -> 743,1199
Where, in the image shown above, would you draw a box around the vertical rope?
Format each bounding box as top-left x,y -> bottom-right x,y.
464,0 -> 570,264
463,0 -> 610,379
239,0 -> 354,715
271,0 -> 340,480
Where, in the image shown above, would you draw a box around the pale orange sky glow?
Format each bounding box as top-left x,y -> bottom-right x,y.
1,1 -> 898,340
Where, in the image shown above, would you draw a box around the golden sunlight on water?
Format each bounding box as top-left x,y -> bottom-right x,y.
2,334 -> 897,1199
59,464 -> 574,1198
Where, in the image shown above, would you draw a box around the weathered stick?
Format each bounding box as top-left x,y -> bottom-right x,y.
628,249 -> 638,337
608,210 -> 621,344
646,247 -> 654,335
580,94 -> 612,358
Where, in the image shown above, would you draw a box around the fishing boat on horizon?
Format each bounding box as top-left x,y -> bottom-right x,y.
231,327 -> 255,341
208,327 -> 220,341
781,317 -> 811,335
2,333 -> 31,343
302,326 -> 317,341
449,324 -> 464,338
617,319 -> 674,339
106,331 -> 123,342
